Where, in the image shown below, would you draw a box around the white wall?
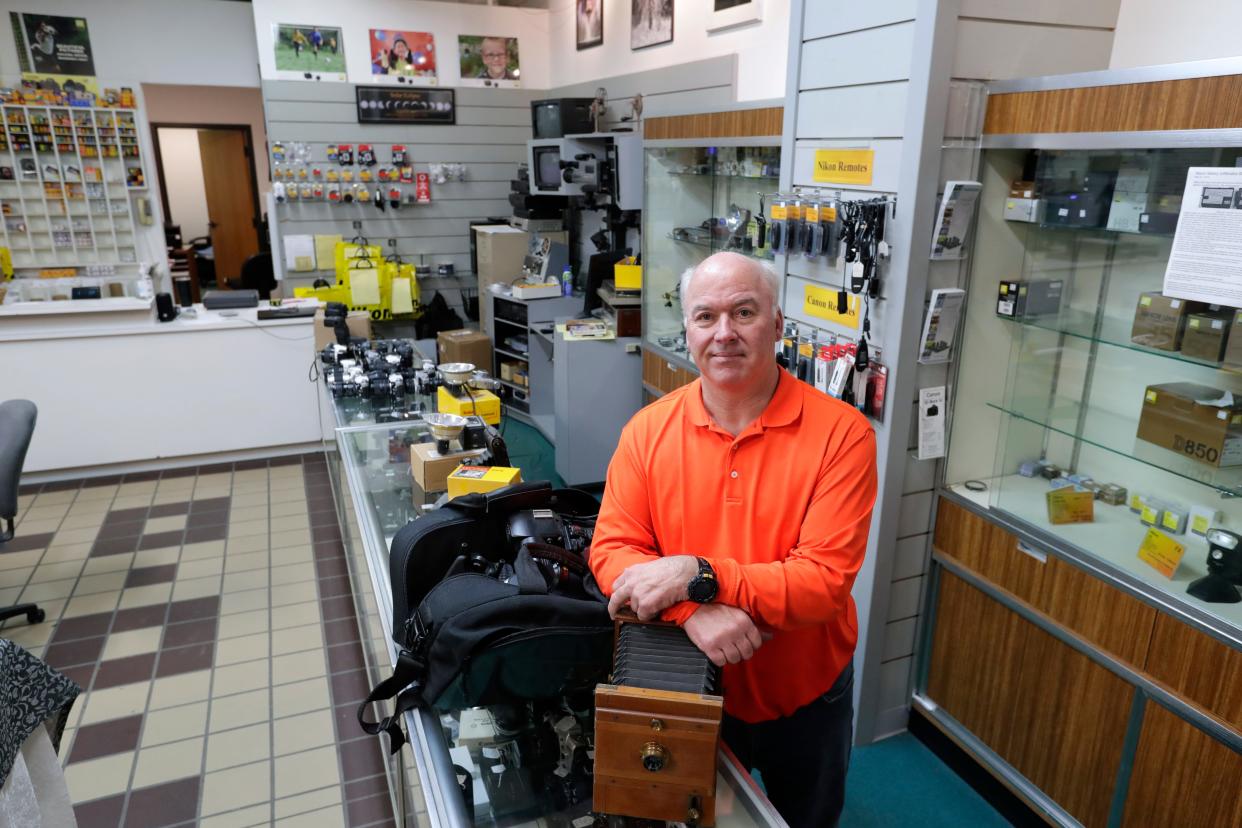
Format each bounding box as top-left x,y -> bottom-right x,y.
251,0 -> 553,89
1111,0 -> 1242,68
0,0 -> 259,87
157,128 -> 210,240
546,0 -> 789,101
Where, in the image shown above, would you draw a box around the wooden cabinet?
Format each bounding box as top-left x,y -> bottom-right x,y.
1122,703 -> 1242,828
641,347 -> 697,397
927,571 -> 1130,827
933,499 -> 1047,606
1144,614 -> 1242,732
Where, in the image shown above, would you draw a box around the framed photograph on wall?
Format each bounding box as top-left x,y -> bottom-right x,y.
707,0 -> 761,33
356,86 -> 455,125
576,0 -> 603,50
271,24 -> 346,82
631,0 -> 673,50
369,29 -> 438,85
458,35 -> 521,87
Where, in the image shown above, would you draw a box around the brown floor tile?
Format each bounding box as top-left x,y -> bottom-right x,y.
347,791 -> 395,826
97,521 -> 146,541
123,471 -> 161,483
167,596 -> 219,623
0,531 -> 56,553
59,664 -> 95,693
185,509 -> 228,528
269,454 -> 301,467
52,611 -> 114,643
314,556 -> 349,580
113,604 -> 169,632
107,507 -> 150,523
159,466 -> 197,480
125,564 -> 179,588
123,776 -> 200,828
307,498 -> 336,514
18,483 -> 42,496
309,511 -> 340,528
184,525 -> 227,543
319,575 -> 352,599
312,528 -> 344,546
234,458 -> 268,471
69,714 -> 143,763
327,642 -> 365,675
73,793 -> 125,827
323,618 -> 360,647
162,617 -> 217,649
148,502 -> 190,518
344,773 -> 389,803
313,541 -> 346,561
91,536 -> 141,557
320,595 -> 356,622
190,496 -> 231,512
83,475 -> 124,488
330,669 -> 370,704
138,531 -> 184,550
43,635 -> 105,669
94,652 -> 157,690
155,642 -> 214,677
42,479 -> 81,492
340,736 -> 388,783
334,703 -> 365,737
197,462 -> 234,475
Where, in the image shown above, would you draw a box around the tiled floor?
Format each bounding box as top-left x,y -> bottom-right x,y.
0,454 -> 401,828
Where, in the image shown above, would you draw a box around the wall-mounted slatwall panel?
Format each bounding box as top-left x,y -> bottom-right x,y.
548,56 -> 738,125
802,1 -> 917,41
262,79 -> 538,308
799,24 -> 917,90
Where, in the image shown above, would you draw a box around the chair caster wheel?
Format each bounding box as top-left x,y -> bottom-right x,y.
27,608 -> 45,623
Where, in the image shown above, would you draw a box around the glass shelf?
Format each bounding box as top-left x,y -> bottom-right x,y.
1004,309 -> 1235,370
666,230 -> 775,262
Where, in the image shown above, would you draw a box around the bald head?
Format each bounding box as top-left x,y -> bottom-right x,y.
680,252 -> 780,323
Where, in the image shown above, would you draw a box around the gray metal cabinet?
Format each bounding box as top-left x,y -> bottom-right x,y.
553,328 -> 643,485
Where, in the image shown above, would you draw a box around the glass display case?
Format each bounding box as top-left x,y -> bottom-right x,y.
642,142 -> 781,369
946,143 -> 1242,642
321,389 -> 787,827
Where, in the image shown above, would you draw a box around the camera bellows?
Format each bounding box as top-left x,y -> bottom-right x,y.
612,622 -> 720,695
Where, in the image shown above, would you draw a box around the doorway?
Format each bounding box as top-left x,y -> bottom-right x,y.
151,124 -> 262,289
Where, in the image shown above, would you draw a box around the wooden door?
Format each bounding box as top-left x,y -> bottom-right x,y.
197,129 -> 258,287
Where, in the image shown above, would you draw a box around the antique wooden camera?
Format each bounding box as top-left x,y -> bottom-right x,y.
593,615 -> 722,826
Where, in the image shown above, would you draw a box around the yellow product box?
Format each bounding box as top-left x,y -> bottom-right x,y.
447,465 -> 522,500
614,260 -> 642,291
437,386 -> 501,425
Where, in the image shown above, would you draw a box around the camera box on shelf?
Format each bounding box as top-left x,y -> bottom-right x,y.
1136,382 -> 1242,468
996,279 -> 1064,319
1130,293 -> 1206,351
1179,311 -> 1233,362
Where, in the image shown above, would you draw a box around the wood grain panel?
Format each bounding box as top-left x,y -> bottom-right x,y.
640,347 -> 698,395
1144,614 -> 1242,731
1122,703 -> 1242,828
983,74 -> 1242,134
1039,556 -> 1157,668
644,107 -> 784,140
932,499 -> 1047,606
928,571 -> 1131,827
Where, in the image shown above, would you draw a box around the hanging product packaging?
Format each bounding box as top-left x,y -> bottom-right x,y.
415,172 -> 431,204
273,181 -> 286,204
389,186 -> 402,209
391,145 -> 408,165
769,195 -> 788,254
327,184 -> 341,203
400,166 -> 414,184
803,199 -> 821,259
358,144 -> 376,166
325,144 -> 339,162
337,144 -> 354,165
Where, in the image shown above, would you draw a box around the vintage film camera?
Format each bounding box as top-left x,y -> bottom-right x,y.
593,615 -> 722,827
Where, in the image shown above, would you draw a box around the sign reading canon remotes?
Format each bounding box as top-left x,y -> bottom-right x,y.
355,86 -> 455,125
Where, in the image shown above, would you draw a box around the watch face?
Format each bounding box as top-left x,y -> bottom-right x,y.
689,576 -> 717,603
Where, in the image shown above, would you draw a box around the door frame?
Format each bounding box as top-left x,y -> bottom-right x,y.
149,123 -> 263,246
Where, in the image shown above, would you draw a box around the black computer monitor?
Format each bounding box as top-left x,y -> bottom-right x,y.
580,250 -> 629,316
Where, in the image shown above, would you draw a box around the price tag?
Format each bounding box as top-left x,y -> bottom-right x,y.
1137,528 -> 1185,579
1046,488 -> 1094,524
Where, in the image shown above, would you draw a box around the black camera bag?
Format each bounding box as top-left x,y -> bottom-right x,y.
359,481 -> 613,753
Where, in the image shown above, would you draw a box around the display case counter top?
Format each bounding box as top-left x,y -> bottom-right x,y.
0,302 -> 313,343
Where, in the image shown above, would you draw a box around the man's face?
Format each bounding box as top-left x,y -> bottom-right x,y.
481,40 -> 507,78
684,258 -> 782,391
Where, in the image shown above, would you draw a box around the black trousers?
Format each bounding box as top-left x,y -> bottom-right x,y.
722,662 -> 854,828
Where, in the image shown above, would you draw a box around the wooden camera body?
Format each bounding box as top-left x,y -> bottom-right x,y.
592,615 -> 723,826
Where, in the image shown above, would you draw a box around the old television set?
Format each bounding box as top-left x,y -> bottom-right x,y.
531,98 -> 594,139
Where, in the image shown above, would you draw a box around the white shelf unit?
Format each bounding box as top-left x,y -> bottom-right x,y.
0,104 -> 146,272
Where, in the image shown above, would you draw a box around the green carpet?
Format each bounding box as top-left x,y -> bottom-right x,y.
841,732 -> 1009,827
499,413 -> 564,487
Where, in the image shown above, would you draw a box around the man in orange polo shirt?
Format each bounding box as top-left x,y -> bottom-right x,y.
590,251 -> 877,828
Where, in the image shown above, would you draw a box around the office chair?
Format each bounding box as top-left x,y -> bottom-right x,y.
229,252 -> 277,299
0,400 -> 44,626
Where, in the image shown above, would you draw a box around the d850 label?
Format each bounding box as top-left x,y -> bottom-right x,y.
1173,435 -> 1219,463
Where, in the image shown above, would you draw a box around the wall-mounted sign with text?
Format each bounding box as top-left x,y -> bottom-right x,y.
812,149 -> 874,186
356,86 -> 455,125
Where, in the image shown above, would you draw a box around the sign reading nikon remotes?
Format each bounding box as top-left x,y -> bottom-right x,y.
812,149 -> 874,185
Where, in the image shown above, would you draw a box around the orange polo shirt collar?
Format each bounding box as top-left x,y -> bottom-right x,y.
684,369 -> 804,432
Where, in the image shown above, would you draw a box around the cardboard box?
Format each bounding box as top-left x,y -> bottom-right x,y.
437,328 -> 492,370
997,279 -> 1063,319
1002,197 -> 1042,223
475,225 -> 529,332
1222,310 -> 1242,372
1180,312 -> 1232,362
437,385 -> 501,425
411,442 -> 488,493
313,307 -> 372,350
447,465 -> 522,500
1130,293 -> 1205,351
1136,382 -> 1242,468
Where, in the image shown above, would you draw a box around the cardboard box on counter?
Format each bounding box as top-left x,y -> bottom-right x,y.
437,328 -> 492,370
411,442 -> 488,494
1130,292 -> 1206,351
1136,382 -> 1242,468
447,465 -> 522,500
313,307 -> 372,350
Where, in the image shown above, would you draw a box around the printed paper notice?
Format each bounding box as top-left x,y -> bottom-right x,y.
918,386 -> 945,460
282,234 -> 315,272
930,181 -> 981,260
1163,167 -> 1242,306
350,270 -> 381,306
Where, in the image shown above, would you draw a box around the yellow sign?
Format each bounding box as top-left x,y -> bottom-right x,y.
803,284 -> 861,329
1137,528 -> 1185,579
812,149 -> 875,185
1046,488 -> 1095,525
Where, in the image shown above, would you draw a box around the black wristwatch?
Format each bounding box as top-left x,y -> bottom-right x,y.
687,557 -> 718,604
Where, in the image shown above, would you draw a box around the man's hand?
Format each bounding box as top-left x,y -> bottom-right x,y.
684,604 -> 765,667
607,555 -> 699,620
